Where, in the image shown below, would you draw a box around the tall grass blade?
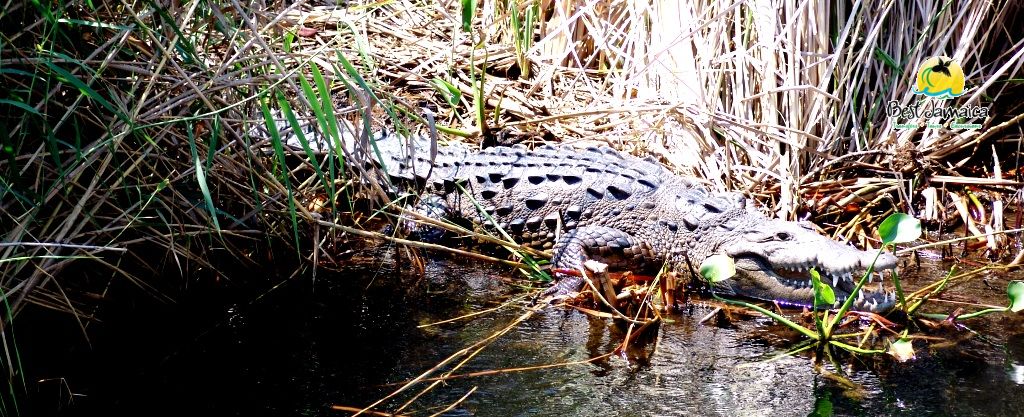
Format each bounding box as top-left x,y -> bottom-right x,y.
275,91 -> 332,202
260,95 -> 302,253
187,120 -> 221,232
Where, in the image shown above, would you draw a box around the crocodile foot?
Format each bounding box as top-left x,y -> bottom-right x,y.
535,274 -> 585,305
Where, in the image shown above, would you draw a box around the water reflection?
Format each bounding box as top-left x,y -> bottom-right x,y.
1010,333 -> 1024,385
1011,364 -> 1024,385
19,246 -> 1024,416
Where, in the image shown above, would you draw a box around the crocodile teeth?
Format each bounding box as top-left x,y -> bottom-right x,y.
832,275 -> 839,287
878,282 -> 885,292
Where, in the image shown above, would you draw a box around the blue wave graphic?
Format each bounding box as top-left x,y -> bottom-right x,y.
912,87 -> 964,98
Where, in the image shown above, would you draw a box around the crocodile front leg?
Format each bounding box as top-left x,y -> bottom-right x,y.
399,194 -> 452,242
544,226 -> 659,299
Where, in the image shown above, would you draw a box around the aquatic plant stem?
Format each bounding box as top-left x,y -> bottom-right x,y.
824,250 -> 883,339
711,294 -> 819,340
828,340 -> 884,355
891,269 -> 908,313
917,307 -> 1008,321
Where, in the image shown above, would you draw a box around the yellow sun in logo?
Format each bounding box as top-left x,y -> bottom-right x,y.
913,56 -> 965,99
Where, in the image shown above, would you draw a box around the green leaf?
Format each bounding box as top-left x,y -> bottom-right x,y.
1008,281 -> 1024,313
56,17 -> 130,30
431,77 -> 462,107
810,391 -> 833,417
259,95 -> 302,252
878,213 -> 922,245
43,61 -> 128,124
187,121 -> 220,232
888,338 -> 916,362
0,98 -> 41,116
334,49 -> 402,135
460,0 -> 476,32
810,268 -> 836,306
310,63 -> 343,158
873,47 -> 901,72
276,92 -> 331,200
699,254 -> 736,283
283,31 -> 294,52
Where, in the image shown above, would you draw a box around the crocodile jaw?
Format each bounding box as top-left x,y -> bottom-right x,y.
730,253 -> 898,312
713,219 -> 900,312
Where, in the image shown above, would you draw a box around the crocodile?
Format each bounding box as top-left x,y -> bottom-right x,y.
283,128 -> 898,312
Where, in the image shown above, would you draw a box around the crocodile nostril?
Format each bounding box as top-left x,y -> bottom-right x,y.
776,232 -> 791,241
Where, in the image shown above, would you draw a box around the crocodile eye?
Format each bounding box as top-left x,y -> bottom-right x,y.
775,232 -> 791,241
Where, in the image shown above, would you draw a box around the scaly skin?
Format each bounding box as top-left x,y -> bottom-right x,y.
338,134 -> 899,311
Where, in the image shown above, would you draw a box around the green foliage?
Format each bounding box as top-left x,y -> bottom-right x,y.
809,268 -> 832,340
872,47 -> 901,72
810,269 -> 835,306
461,0 -> 477,32
877,213 -> 920,312
304,62 -> 347,213
187,119 -> 221,232
284,30 -> 294,52
471,54 -> 487,134
276,90 -> 332,202
1009,281 -> 1024,313
699,254 -> 736,283
878,213 -> 922,245
507,0 -> 539,78
42,61 -> 129,124
919,280 -> 1024,321
809,390 -> 833,417
0,99 -> 40,116
259,96 -> 302,253
431,77 -> 462,107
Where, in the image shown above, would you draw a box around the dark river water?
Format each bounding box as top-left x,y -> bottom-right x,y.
19,242 -> 1024,416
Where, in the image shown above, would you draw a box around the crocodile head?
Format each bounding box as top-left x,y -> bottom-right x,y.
713,218 -> 898,312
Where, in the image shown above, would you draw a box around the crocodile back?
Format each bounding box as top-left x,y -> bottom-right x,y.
363,135 -> 703,251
